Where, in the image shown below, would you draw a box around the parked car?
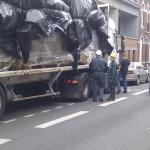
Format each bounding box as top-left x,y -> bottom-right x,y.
127,62 -> 149,85
149,80 -> 150,94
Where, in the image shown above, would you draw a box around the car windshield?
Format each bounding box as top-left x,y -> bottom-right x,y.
129,62 -> 134,68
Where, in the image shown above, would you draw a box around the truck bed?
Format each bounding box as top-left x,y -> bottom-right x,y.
0,65 -> 89,86
0,65 -> 89,78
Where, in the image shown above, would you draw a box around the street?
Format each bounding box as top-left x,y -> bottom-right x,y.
0,83 -> 150,150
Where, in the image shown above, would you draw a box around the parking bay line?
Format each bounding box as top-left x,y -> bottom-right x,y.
1,119 -> 17,124
41,110 -> 51,114
35,111 -> 89,129
132,89 -> 149,96
67,103 -> 75,106
99,97 -> 128,107
56,106 -> 64,109
24,114 -> 35,118
0,139 -> 11,145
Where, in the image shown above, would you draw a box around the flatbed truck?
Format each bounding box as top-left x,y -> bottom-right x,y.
0,64 -> 95,117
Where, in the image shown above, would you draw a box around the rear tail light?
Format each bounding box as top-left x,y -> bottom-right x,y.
71,80 -> 79,84
66,80 -> 71,84
66,80 -> 79,84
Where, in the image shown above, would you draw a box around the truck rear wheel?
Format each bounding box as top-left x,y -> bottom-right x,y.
0,86 -> 6,118
61,72 -> 90,101
80,73 -> 90,101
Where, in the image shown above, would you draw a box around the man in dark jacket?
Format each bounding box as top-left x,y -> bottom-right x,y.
107,52 -> 117,101
89,50 -> 107,102
117,55 -> 130,94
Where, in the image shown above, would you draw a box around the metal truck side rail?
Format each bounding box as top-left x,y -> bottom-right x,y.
0,64 -> 90,102
0,65 -> 89,78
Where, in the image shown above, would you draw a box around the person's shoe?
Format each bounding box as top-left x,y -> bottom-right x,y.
99,99 -> 104,102
123,91 -> 127,94
116,90 -> 121,94
107,97 -> 115,101
93,99 -> 97,102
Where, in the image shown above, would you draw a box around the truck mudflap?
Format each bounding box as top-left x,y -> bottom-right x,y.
61,72 -> 90,101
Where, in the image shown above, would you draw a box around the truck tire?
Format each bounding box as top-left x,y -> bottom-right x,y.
80,73 -> 90,101
0,86 -> 6,118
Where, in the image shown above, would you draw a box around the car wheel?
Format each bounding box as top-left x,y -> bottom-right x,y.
135,76 -> 140,85
146,75 -> 149,83
149,82 -> 150,94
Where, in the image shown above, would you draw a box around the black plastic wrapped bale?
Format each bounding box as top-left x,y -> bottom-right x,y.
67,19 -> 92,52
65,22 -> 79,52
0,2 -> 23,59
61,0 -> 70,6
0,1 -> 25,36
84,30 -> 99,52
98,34 -> 114,55
2,0 -> 47,10
16,9 -> 53,63
0,31 -> 73,70
43,9 -> 72,34
74,19 -> 92,50
87,8 -> 108,40
69,0 -> 98,18
0,37 -> 22,59
46,0 -> 69,12
87,9 -> 105,29
26,9 -> 52,37
16,24 -> 39,63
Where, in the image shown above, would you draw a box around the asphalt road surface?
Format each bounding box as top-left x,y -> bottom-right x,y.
0,83 -> 150,150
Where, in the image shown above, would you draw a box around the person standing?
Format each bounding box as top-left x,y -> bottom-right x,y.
117,55 -> 130,94
89,50 -> 107,102
107,52 -> 117,101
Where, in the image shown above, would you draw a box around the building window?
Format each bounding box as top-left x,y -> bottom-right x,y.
145,23 -> 150,32
140,37 -> 143,62
141,9 -> 144,28
146,3 -> 149,20
128,50 -> 130,60
145,39 -> 148,62
144,3 -> 146,11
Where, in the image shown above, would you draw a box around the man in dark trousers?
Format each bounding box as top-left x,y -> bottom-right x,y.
89,50 -> 107,102
117,54 -> 130,94
107,52 -> 117,101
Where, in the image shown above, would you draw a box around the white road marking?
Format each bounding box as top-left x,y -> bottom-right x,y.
24,114 -> 35,118
1,119 -> 17,124
132,89 -> 149,96
56,106 -> 64,109
99,97 -> 128,107
134,89 -> 141,91
67,103 -> 75,106
0,139 -> 11,145
35,111 -> 89,129
41,110 -> 51,114
128,89 -> 140,92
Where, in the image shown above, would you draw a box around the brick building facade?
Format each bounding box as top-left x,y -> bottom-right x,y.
138,0 -> 150,66
97,0 -> 140,62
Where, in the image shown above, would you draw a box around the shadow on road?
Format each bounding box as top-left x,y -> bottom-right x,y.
2,96 -> 80,119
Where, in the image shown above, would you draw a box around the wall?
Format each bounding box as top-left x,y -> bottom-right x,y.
119,13 -> 138,38
138,0 -> 150,65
